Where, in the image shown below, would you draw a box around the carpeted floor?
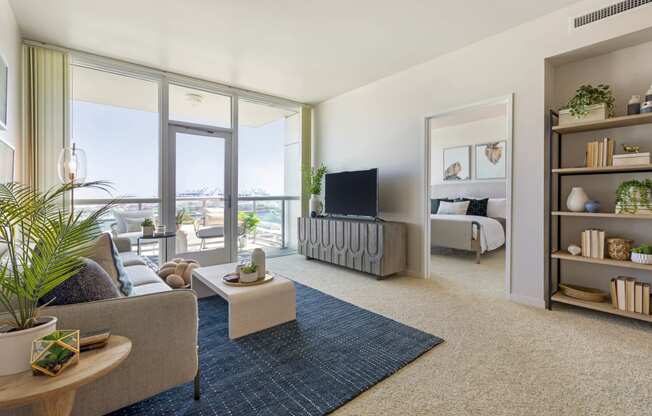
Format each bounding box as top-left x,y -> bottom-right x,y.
265,253 -> 652,416
110,282 -> 442,416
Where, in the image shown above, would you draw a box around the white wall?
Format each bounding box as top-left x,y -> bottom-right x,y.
314,0 -> 652,306
0,0 -> 21,177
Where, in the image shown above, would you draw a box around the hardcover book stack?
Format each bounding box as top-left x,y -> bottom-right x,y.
613,152 -> 651,166
581,229 -> 605,259
610,277 -> 650,315
585,138 -> 614,167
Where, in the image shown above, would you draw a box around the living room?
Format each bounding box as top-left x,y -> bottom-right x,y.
3,1 -> 652,415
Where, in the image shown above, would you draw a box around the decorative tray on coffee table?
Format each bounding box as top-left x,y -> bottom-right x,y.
222,272 -> 274,287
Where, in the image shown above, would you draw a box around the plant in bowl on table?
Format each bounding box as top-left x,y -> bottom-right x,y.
0,181 -> 116,375
238,263 -> 258,283
141,218 -> 155,236
631,244 -> 652,264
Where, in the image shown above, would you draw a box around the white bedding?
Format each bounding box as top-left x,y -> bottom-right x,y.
430,214 -> 505,253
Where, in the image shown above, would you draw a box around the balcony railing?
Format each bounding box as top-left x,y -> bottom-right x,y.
75,195 -> 300,254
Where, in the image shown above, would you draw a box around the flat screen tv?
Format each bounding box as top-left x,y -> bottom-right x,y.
325,168 -> 378,218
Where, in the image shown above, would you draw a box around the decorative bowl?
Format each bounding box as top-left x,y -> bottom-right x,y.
607,238 -> 633,261
631,252 -> 652,264
559,284 -> 608,303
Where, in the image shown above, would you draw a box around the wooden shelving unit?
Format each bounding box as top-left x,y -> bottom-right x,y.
552,112 -> 652,134
552,251 -> 652,271
548,110 -> 652,321
552,164 -> 652,175
552,211 -> 652,219
551,292 -> 652,323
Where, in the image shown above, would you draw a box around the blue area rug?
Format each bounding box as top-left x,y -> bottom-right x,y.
111,281 -> 443,416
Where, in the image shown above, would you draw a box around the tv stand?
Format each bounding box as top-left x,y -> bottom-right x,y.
297,217 -> 406,278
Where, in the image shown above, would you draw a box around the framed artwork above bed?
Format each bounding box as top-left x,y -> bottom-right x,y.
443,145 -> 470,181
475,140 -> 506,179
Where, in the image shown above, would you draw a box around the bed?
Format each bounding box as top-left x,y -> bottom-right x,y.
430,198 -> 506,263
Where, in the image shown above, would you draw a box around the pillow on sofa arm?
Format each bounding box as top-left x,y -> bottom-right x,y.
39,258 -> 123,306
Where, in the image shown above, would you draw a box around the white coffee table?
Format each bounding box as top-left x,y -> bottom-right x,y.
191,263 -> 296,339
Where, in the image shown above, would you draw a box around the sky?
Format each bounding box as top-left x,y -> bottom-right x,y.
72,101 -> 291,199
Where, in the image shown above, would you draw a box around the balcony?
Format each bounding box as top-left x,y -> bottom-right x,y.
75,195 -> 300,261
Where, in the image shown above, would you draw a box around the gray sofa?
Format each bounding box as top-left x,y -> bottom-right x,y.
1,238 -> 199,416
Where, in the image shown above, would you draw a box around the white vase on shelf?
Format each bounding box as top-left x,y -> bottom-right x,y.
566,187 -> 589,212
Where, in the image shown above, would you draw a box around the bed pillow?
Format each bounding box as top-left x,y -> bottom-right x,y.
431,198 -> 454,214
487,198 -> 507,218
437,200 -> 470,215
462,198 -> 489,216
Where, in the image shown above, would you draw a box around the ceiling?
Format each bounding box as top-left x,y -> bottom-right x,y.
10,0 -> 579,104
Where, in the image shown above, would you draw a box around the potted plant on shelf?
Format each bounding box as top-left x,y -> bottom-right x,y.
141,218 -> 155,236
237,211 -> 260,249
303,164 -> 327,216
631,244 -> 652,264
615,179 -> 652,214
559,84 -> 615,126
0,181 -> 115,375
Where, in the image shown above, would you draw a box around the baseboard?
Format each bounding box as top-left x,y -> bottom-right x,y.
403,268 -> 423,278
509,293 -> 545,308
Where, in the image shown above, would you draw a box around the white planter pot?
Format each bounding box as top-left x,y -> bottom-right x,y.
142,225 -> 155,237
239,271 -> 259,283
238,235 -> 247,249
0,316 -> 57,375
559,103 -> 608,126
631,252 -> 652,264
566,187 -> 589,212
309,195 -> 323,216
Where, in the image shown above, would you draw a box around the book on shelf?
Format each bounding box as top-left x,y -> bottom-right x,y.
644,284 -> 650,315
626,278 -> 636,312
616,278 -> 626,311
610,279 -> 618,308
635,282 -> 643,314
580,229 -> 604,259
585,138 -> 614,168
612,152 -> 651,167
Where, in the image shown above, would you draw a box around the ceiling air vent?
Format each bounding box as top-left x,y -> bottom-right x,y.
573,0 -> 651,28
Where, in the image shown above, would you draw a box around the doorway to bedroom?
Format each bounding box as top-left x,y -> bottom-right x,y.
424,96 -> 512,297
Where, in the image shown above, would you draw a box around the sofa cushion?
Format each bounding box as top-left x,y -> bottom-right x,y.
89,233 -> 133,296
126,265 -> 163,287
121,251 -> 148,267
131,282 -> 172,296
39,258 -> 122,306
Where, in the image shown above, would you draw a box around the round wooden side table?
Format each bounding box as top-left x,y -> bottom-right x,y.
0,335 -> 132,416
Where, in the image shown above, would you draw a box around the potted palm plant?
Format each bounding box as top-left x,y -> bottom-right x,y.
0,182 -> 115,375
303,164 -> 327,216
237,211 -> 260,249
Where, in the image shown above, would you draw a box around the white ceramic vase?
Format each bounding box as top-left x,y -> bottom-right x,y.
239,271 -> 258,283
566,187 -> 589,212
251,248 -> 266,278
0,316 -> 57,376
309,195 -> 323,216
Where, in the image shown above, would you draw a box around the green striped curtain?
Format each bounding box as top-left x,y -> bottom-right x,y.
22,45 -> 69,191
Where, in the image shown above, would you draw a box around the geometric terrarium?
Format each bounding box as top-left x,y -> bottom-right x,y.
31,330 -> 80,377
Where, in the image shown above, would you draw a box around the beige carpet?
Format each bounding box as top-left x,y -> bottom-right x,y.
267,252 -> 652,416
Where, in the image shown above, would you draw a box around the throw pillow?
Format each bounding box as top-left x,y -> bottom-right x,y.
124,218 -> 142,233
463,198 -> 489,216
39,258 -> 122,306
437,200 -> 470,215
431,198 -> 454,214
88,233 -> 134,296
